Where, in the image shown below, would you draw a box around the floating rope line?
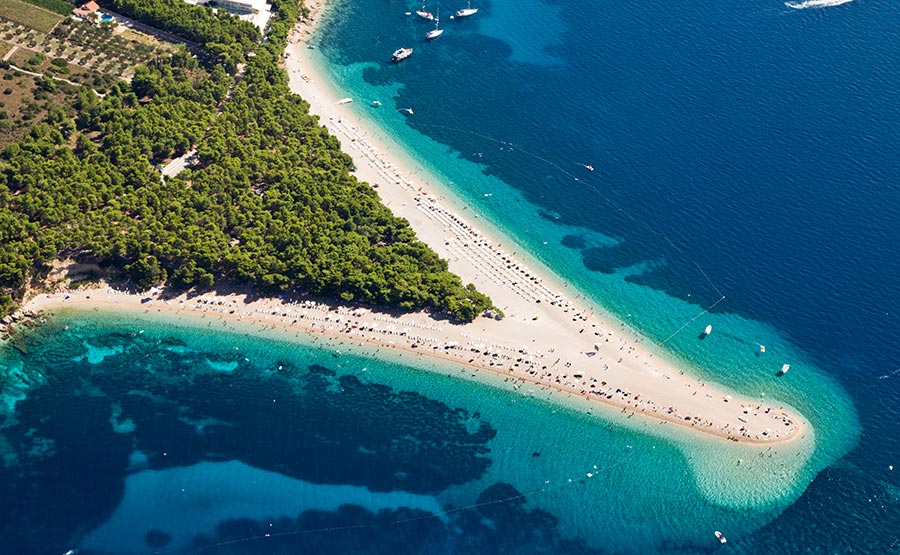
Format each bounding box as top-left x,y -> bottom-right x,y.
74,450 -> 636,555
660,295 -> 727,345
415,123 -> 729,329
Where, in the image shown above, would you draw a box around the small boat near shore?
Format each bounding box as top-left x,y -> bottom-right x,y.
703,324 -> 712,336
391,47 -> 414,63
336,97 -> 353,105
778,364 -> 790,376
715,531 -> 727,544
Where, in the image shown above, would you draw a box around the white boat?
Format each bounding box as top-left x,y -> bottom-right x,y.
785,0 -> 853,9
336,97 -> 353,104
391,47 -> 414,62
416,4 -> 435,19
371,100 -> 382,106
456,0 -> 478,17
715,531 -> 727,544
703,324 -> 712,336
779,364 -> 790,376
426,8 -> 444,39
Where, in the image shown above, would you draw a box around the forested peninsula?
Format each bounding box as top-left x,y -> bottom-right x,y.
0,0 -> 496,321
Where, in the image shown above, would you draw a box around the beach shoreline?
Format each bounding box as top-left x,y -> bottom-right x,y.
23,282 -> 805,446
9,2 -> 810,447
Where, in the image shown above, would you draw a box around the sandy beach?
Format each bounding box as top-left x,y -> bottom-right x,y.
12,2 -> 810,447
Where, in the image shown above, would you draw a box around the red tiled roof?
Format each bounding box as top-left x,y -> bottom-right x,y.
73,1 -> 100,16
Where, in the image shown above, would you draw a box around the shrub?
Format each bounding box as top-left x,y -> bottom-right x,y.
26,53 -> 46,66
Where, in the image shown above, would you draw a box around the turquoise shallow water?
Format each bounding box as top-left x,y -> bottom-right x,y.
0,307 -> 873,554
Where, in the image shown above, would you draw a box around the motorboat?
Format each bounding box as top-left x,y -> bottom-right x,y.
703,324 -> 712,336
785,0 -> 853,9
778,364 -> 790,376
715,531 -> 727,544
391,47 -> 414,62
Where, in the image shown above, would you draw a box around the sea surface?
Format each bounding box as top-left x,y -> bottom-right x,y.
2,0 -> 900,552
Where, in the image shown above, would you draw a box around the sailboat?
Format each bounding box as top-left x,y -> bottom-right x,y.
416,4 -> 435,19
426,8 -> 444,39
455,0 -> 478,17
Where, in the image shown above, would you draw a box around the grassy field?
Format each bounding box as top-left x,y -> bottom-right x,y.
120,28 -> 161,46
0,0 -> 64,33
23,0 -> 75,17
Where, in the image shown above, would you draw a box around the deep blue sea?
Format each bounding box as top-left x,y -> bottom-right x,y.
2,0 -> 900,552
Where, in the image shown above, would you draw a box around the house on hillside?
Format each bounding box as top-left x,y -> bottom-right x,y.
72,1 -> 100,20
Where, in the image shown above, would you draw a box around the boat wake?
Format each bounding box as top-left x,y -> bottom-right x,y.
785,0 -> 853,10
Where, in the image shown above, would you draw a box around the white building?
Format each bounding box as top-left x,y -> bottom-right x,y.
216,0 -> 265,14
184,0 -> 272,33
